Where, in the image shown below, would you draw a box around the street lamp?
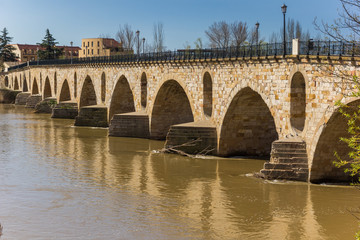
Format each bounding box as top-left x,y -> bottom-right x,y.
281,4 -> 287,57
136,30 -> 140,55
255,22 -> 260,45
70,41 -> 73,64
142,38 -> 145,54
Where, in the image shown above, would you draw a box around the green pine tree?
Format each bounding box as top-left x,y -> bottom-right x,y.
37,29 -> 63,60
0,27 -> 17,62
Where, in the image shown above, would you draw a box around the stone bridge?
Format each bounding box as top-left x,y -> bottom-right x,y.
1,51 -> 359,183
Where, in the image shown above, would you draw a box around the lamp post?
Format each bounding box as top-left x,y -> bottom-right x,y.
281,4 -> 287,57
255,22 -> 260,45
136,30 -> 140,55
142,38 -> 145,54
70,41 -> 73,64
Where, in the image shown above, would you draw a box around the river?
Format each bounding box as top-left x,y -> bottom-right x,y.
0,104 -> 359,239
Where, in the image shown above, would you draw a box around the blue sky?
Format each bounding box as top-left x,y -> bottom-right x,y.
0,0 -> 342,50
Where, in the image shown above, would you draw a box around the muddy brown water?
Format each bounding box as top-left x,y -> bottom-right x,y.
0,104 -> 359,240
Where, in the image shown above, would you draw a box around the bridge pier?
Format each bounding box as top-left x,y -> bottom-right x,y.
51,101 -> 78,119
35,97 -> 57,113
15,92 -> 31,105
109,112 -> 150,138
259,139 -> 309,181
25,95 -> 42,108
165,121 -> 217,155
0,89 -> 21,104
74,105 -> 108,127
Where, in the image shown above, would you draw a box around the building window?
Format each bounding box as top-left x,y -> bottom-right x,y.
97,41 -> 99,47
83,49 -> 85,55
91,49 -> 93,55
97,49 -> 99,55
83,42 -> 85,47
87,42 -> 89,47
88,49 -> 89,55
91,42 -> 93,47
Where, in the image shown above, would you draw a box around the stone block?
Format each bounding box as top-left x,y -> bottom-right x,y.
259,138 -> 309,182
75,105 -> 108,127
109,112 -> 149,138
165,121 -> 217,155
15,92 -> 31,105
25,95 -> 42,108
51,101 -> 78,119
34,97 -> 57,113
0,89 -> 21,104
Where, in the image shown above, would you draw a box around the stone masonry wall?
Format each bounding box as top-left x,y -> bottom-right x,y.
3,56 -> 360,181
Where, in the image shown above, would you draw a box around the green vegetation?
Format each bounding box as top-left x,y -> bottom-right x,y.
334,75 -> 360,184
37,29 -> 63,60
0,27 -> 17,70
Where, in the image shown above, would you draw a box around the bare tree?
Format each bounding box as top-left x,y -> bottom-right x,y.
314,0 -> 360,41
205,21 -> 231,48
194,38 -> 203,49
116,24 -> 135,50
231,21 -> 248,47
153,22 -> 165,52
269,18 -> 310,43
98,33 -> 112,38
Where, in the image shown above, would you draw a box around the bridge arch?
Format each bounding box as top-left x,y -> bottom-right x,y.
32,78 -> 39,94
309,99 -> 360,183
59,79 -> 71,102
43,77 -> 52,98
4,76 -> 8,87
218,86 -> 278,157
203,71 -> 213,118
150,79 -> 194,139
14,76 -> 19,90
290,71 -> 306,133
79,75 -> 97,107
109,75 -> 135,121
141,72 -> 147,109
23,75 -> 28,92
74,72 -> 77,98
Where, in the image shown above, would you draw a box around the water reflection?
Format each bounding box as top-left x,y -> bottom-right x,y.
0,104 -> 359,239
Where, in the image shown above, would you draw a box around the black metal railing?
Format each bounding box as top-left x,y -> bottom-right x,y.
299,40 -> 360,57
7,41 -> 360,71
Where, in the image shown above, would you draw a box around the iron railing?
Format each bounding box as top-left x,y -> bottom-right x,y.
299,40 -> 360,56
7,41 -> 360,71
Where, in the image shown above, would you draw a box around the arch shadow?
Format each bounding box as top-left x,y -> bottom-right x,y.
218,87 -> 278,157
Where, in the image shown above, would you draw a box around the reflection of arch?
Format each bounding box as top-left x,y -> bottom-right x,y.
23,75 -> 28,92
14,76 -> 19,90
79,76 -> 97,107
310,100 -> 360,183
141,72 -> 147,108
59,79 -> 71,102
218,87 -> 278,157
32,78 -> 39,94
150,80 -> 194,139
203,72 -> 212,117
5,76 -> 9,87
54,72 -> 57,95
74,72 -> 77,98
290,72 -> 306,132
109,75 -> 135,120
43,77 -> 52,98
101,72 -> 106,102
